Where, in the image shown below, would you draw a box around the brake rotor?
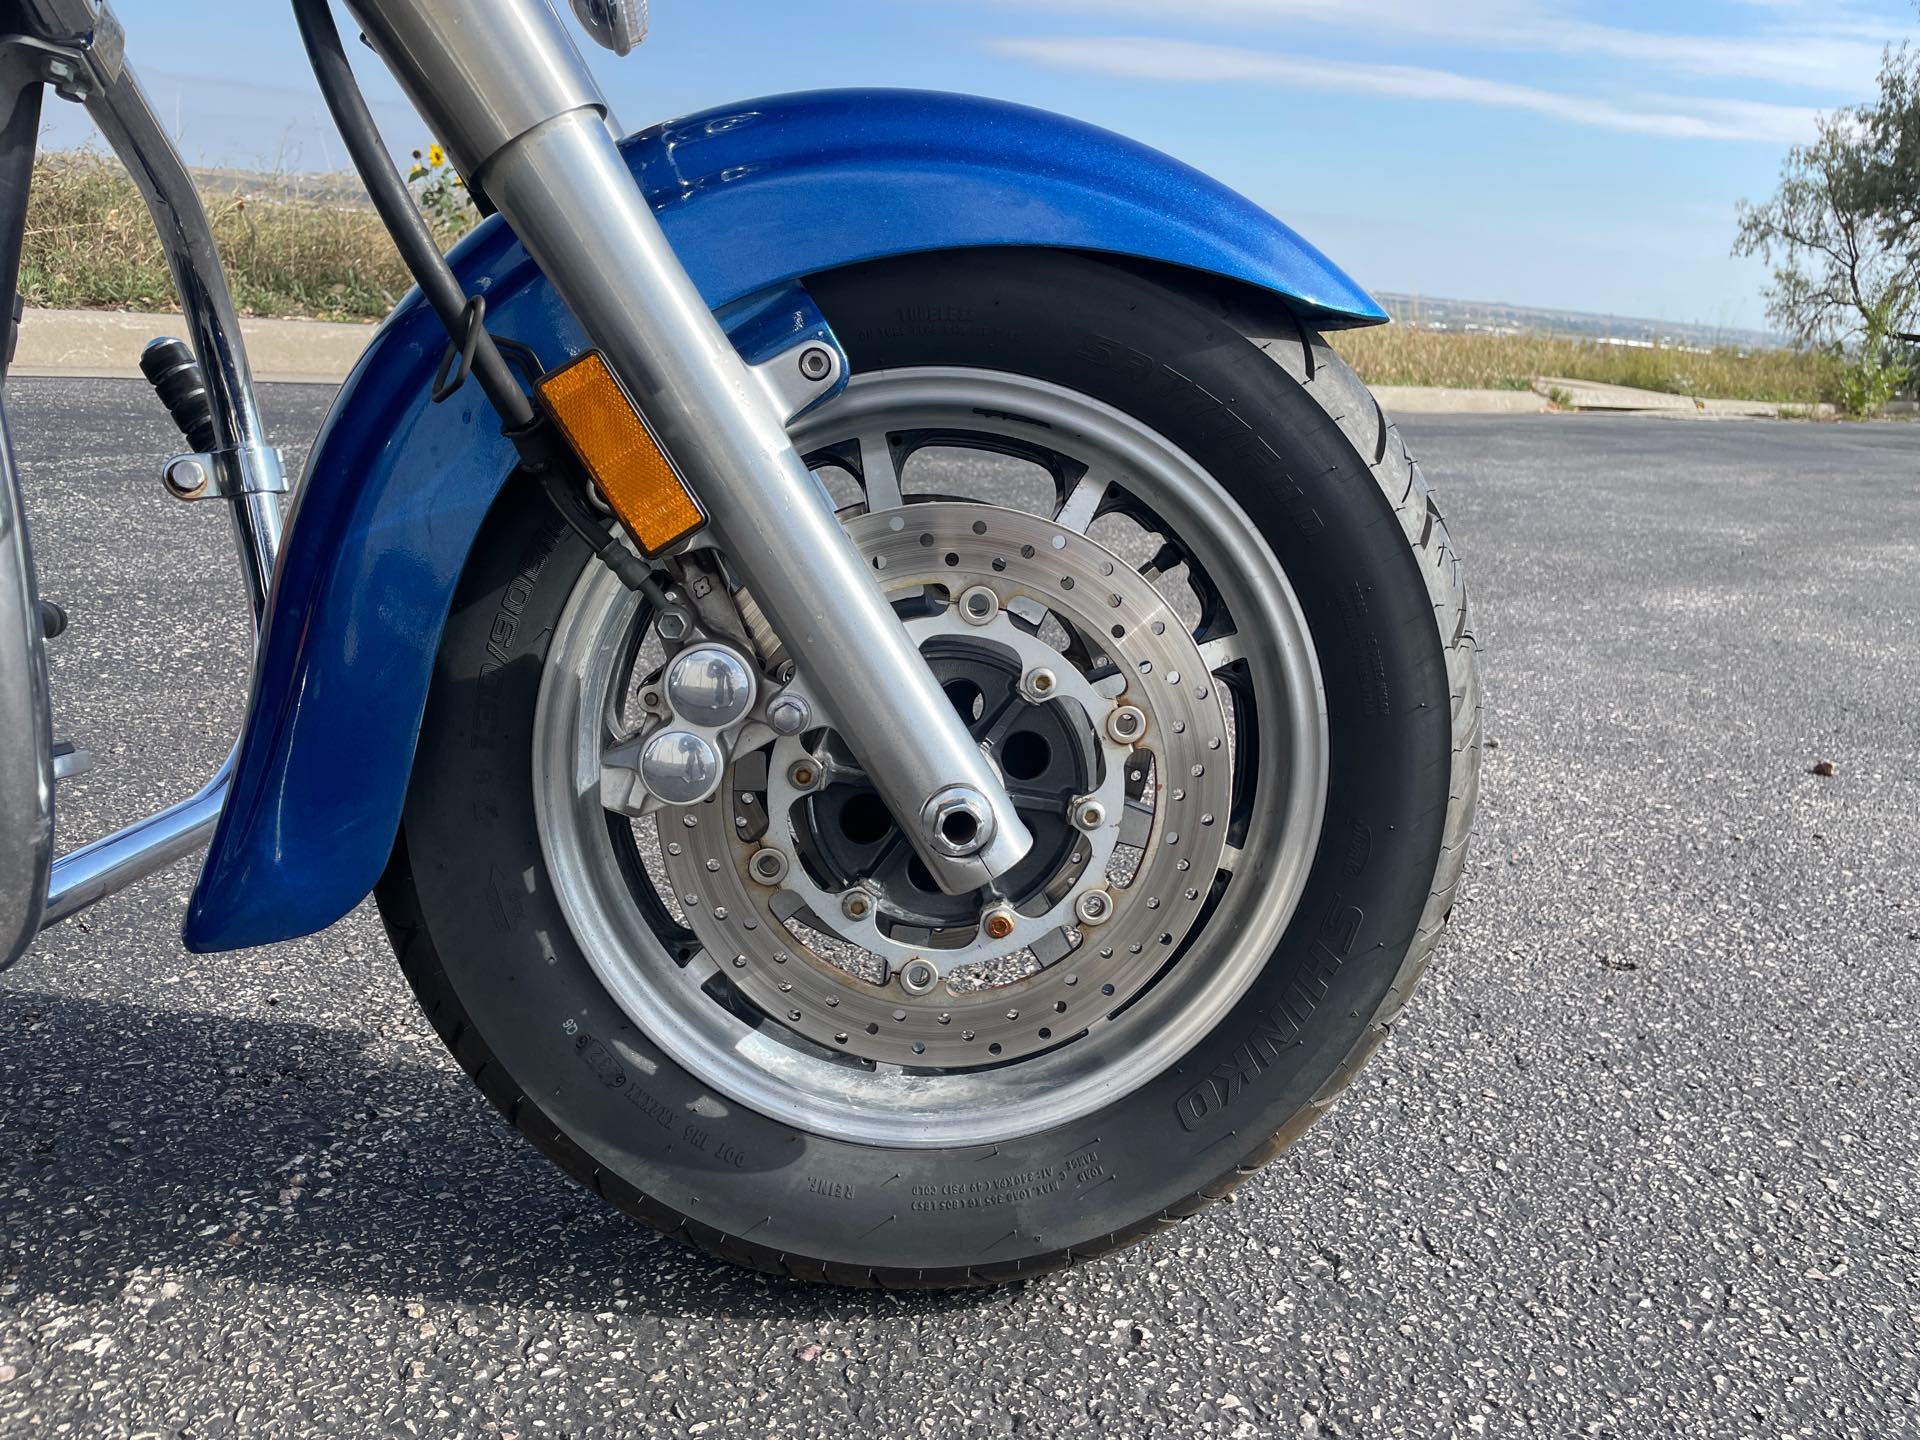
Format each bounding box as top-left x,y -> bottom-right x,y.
657,503 -> 1232,1068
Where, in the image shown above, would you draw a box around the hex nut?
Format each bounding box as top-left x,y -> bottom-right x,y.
767,694 -> 810,736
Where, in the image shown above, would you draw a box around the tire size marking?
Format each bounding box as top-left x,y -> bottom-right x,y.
908,1150 -> 1104,1213
1174,899 -> 1365,1131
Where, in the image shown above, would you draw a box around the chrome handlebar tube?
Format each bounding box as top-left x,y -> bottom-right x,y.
346,0 -> 1035,892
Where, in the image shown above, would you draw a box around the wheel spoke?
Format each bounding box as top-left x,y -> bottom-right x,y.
858,431 -> 904,512
1053,469 -> 1110,534
1138,540 -> 1182,582
1198,635 -> 1243,673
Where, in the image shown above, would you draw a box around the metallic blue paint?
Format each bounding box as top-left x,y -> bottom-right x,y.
182,87 -> 1385,952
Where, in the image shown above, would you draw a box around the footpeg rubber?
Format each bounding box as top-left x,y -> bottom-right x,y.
139,337 -> 219,454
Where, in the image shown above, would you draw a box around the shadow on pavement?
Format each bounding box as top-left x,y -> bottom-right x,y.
0,988 -> 1001,1320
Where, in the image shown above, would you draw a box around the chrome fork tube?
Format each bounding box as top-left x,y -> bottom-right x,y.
346,0 -> 1033,890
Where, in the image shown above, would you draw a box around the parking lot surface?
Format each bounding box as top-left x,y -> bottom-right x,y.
3,379 -> 1918,1437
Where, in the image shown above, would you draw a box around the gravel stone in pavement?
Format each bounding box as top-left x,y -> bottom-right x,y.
3,381 -> 1918,1437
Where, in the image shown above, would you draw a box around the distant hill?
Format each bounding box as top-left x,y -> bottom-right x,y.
1375,293 -> 1783,353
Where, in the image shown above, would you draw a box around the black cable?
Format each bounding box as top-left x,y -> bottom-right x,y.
291,0 -> 667,600
291,0 -> 532,431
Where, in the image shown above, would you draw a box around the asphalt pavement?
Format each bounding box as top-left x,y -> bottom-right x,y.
3,378 -> 1918,1438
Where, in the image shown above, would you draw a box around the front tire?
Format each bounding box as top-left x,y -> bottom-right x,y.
377,250 -> 1480,1285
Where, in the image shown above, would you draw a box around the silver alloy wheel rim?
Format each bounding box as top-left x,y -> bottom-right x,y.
533,367 -> 1329,1148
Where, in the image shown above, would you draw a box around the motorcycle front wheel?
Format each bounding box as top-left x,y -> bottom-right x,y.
377,250 -> 1480,1285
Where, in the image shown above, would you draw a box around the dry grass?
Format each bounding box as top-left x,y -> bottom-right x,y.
16,149 -> 1849,407
1330,324 -> 1845,406
19,150 -> 465,321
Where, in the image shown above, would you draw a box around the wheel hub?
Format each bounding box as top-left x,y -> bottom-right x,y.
658,502 -> 1233,1068
793,640 -> 1091,931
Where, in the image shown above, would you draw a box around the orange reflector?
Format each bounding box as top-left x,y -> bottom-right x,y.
537,350 -> 705,557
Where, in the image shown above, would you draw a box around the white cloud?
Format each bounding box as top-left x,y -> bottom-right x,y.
994,36 -> 1825,143
1000,0 -> 1901,93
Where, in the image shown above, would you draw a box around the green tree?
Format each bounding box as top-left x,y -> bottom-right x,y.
1735,40 -> 1919,412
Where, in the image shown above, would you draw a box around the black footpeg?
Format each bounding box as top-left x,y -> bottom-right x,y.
139,337 -> 218,453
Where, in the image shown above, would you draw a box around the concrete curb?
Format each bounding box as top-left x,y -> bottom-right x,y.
14,307 -> 374,385
1532,376 -> 1836,420
1374,385 -> 1552,415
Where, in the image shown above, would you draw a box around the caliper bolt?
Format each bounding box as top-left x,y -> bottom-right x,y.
767,694 -> 810,736
788,758 -> 821,791
841,890 -> 874,921
981,905 -> 1017,942
749,848 -> 789,884
655,606 -> 692,642
1106,705 -> 1147,743
1072,799 -> 1107,832
898,958 -> 939,995
1074,890 -> 1114,926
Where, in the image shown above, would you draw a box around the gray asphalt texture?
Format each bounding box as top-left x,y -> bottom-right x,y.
3,377 -> 1919,1439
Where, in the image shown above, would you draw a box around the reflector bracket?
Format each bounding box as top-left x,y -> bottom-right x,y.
537,350 -> 705,557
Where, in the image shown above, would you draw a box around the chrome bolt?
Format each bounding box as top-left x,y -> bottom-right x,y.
1021,666 -> 1058,702
163,456 -> 210,499
1072,798 -> 1107,832
841,889 -> 874,922
787,758 -> 822,791
957,584 -> 999,626
797,346 -> 834,382
767,694 -> 810,736
749,848 -> 789,884
1074,890 -> 1114,926
898,958 -> 939,995
1107,705 -> 1147,743
656,607 -> 692,642
981,906 -> 1017,942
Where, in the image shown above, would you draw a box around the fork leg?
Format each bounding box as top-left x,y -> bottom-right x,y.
344,0 -> 1035,891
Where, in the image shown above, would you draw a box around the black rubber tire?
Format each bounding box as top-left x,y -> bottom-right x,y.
376,249 -> 1481,1287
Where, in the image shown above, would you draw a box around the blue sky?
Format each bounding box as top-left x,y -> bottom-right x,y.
41,0 -> 1920,331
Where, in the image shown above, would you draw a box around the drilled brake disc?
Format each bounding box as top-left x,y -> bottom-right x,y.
657,503 -> 1233,1068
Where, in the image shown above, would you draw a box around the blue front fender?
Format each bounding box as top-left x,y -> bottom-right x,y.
183,87 -> 1384,952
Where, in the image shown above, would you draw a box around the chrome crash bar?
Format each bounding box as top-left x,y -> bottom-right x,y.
10,1 -> 281,935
